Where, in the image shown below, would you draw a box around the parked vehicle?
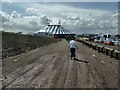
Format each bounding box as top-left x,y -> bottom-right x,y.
104,39 -> 114,45
113,40 -> 120,46
98,37 -> 105,43
94,38 -> 99,43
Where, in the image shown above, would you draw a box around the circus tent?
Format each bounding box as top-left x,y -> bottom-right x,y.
34,24 -> 75,38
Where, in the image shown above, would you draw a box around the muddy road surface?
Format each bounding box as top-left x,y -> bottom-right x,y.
1,40 -> 118,88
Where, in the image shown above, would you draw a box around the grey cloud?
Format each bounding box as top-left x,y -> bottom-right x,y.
2,23 -> 40,34
1,4 -> 118,35
40,16 -> 49,25
0,12 -> 10,23
1,11 -> 43,33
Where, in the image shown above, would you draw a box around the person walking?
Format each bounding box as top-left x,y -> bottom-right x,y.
66,36 -> 70,43
68,37 -> 78,60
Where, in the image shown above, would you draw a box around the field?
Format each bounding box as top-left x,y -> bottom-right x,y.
1,32 -> 118,88
2,40 -> 118,88
2,31 -> 60,59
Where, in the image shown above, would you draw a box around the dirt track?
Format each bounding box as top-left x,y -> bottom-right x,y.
2,40 -> 118,88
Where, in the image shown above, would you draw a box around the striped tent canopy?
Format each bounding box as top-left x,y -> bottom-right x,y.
45,25 -> 71,35
34,24 -> 74,38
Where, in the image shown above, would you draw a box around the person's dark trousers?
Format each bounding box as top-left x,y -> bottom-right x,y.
70,48 -> 76,59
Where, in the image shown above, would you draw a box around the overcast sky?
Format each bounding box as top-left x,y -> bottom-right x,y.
0,1 -> 119,34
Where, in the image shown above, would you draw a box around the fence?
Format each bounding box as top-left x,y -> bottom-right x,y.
78,40 -> 120,60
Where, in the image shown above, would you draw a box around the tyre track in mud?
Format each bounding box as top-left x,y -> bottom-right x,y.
2,40 -> 118,88
77,42 -> 118,88
3,54 -> 56,88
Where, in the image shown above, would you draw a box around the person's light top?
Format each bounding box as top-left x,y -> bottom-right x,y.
69,40 -> 77,48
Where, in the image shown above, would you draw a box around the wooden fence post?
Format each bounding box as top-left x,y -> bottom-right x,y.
110,49 -> 114,58
114,50 -> 120,60
105,48 -> 108,55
